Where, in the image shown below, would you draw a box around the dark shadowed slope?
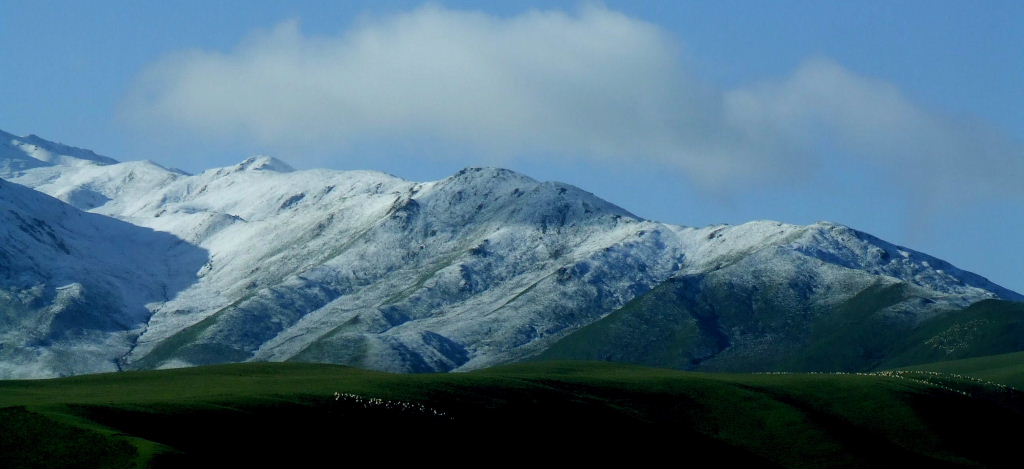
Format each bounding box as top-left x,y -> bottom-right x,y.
0,178 -> 207,377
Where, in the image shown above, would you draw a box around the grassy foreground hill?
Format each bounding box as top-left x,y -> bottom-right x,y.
903,350 -> 1024,388
2,360 -> 1023,468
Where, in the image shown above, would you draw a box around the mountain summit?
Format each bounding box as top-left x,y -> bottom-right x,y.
0,131 -> 1020,378
1,130 -> 117,177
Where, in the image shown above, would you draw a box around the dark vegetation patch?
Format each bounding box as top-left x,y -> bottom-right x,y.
0,406 -> 137,468
2,360 -> 1024,467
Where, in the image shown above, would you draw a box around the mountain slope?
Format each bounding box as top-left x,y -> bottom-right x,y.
0,178 -> 206,377
538,221 -> 1024,372
1,130 -> 1020,377
121,165 -> 688,372
539,281 -> 1024,372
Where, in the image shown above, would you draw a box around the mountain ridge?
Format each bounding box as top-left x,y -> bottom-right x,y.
0,130 -> 1020,377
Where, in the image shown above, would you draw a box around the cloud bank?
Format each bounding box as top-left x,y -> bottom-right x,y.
125,4 -> 1022,196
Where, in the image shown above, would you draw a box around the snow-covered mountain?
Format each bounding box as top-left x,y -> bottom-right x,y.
1,131 -> 1020,377
0,177 -> 205,377
1,129 -> 117,177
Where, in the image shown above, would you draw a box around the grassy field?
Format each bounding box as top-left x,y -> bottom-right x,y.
902,350 -> 1024,388
2,360 -> 1024,468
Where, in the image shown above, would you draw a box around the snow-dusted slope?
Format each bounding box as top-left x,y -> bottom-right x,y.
1,129 -> 117,177
1,131 -> 1020,377
0,178 -> 205,377
669,220 -> 1020,302
115,164 -> 687,372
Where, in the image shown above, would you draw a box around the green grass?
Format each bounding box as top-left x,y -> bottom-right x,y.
901,350 -> 1024,388
3,360 -> 1024,467
882,300 -> 1024,368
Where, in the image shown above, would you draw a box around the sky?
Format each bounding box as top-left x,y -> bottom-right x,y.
1,0 -> 1022,292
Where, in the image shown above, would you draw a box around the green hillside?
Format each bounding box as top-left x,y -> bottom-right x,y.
901,350 -> 1024,388
882,300 -> 1024,368
538,272 -> 1024,373
2,361 -> 1024,468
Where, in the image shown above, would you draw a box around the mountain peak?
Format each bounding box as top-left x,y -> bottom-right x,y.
234,155 -> 295,173
16,133 -> 118,165
1,130 -> 118,176
446,166 -> 536,184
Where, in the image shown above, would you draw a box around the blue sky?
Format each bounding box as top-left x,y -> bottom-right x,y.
1,0 -> 1022,292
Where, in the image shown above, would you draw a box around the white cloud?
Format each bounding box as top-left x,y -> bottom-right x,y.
727,59 -> 1024,200
125,4 -> 1023,197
